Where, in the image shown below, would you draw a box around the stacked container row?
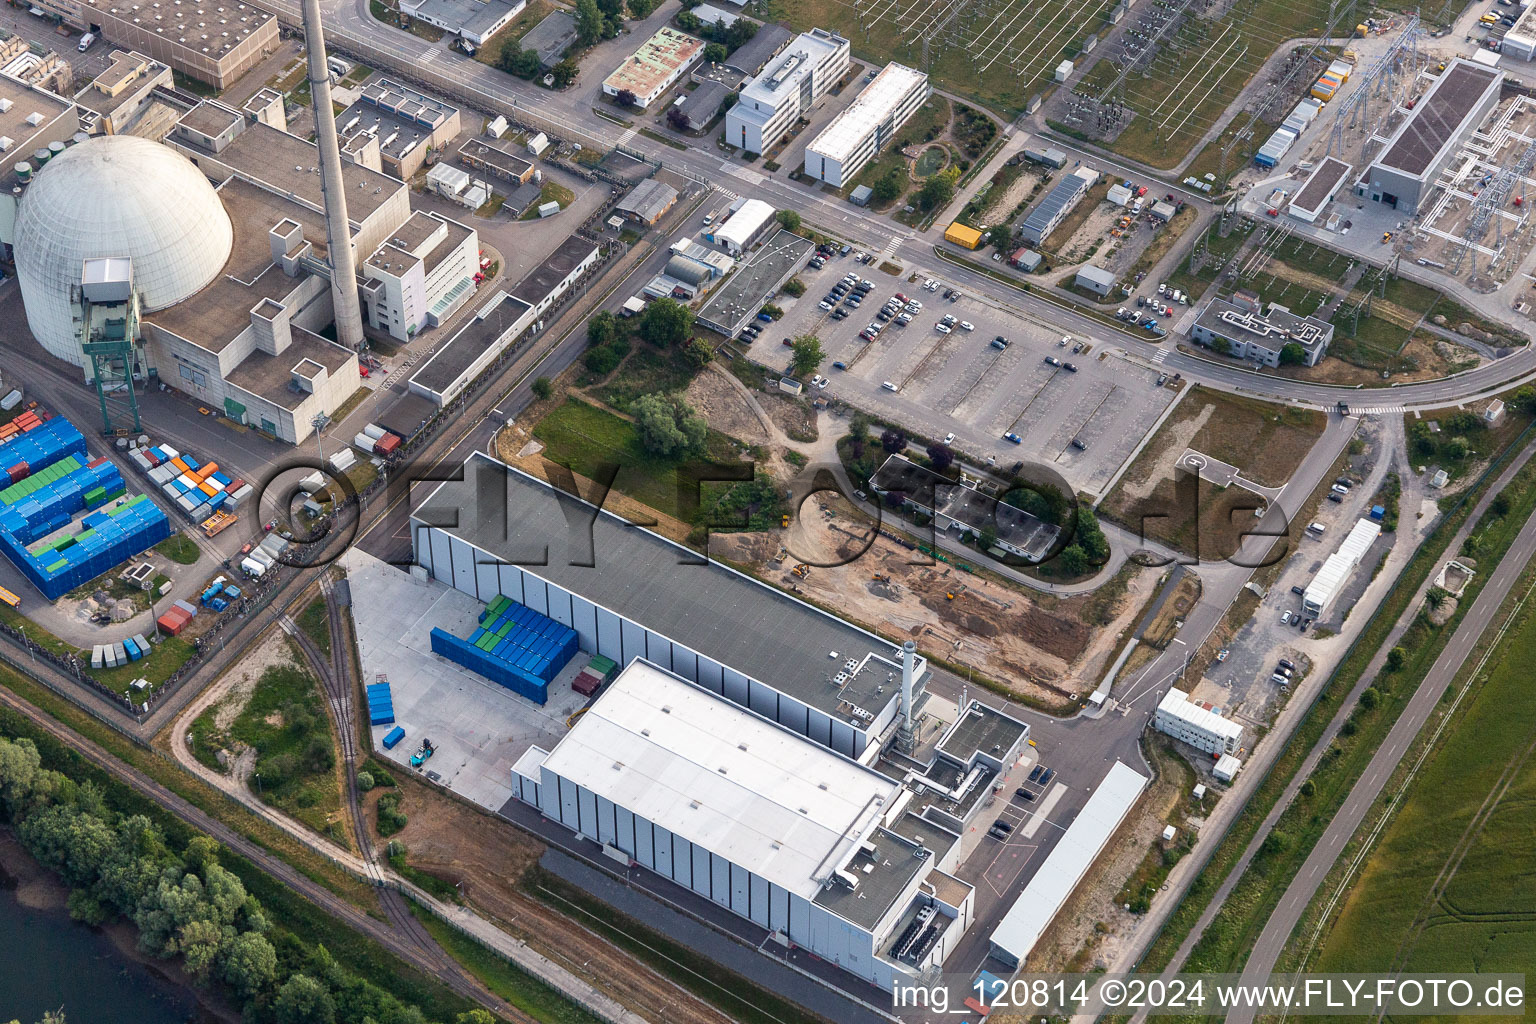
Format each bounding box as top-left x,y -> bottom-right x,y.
1255,126 -> 1299,168
429,596 -> 579,706
0,407 -> 50,446
0,417 -> 87,488
367,681 -> 395,725
131,439 -> 253,522
0,456 -> 125,544
1,494 -> 171,600
354,423 -> 403,457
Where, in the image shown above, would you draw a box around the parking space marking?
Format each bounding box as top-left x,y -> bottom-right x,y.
1055,384 -> 1120,459
1020,781 -> 1069,839
1002,369 -> 1062,434
898,325 -> 967,391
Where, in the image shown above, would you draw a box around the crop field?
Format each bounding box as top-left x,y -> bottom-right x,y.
760,0 -> 1119,115
1070,0 -> 1353,167
1306,579 -> 1536,983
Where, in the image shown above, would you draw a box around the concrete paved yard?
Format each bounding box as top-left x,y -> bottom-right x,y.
345,549 -> 588,811
771,257 -> 1176,495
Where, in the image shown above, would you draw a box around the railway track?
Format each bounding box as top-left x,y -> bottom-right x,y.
280,581 -> 498,1007
0,677 -> 524,1019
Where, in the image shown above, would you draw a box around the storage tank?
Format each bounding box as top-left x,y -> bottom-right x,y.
14,161 -> 31,183
48,141 -> 65,159
33,148 -> 51,166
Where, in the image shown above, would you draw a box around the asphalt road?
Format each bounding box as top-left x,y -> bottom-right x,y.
266,0 -> 1536,415
1225,461 -> 1536,1024
1115,436 -> 1536,1024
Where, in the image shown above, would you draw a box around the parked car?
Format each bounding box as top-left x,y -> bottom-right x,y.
1063,362 -> 1078,372
992,336 -> 1010,349
1291,585 -> 1305,595
992,818 -> 1014,834
882,381 -> 899,392
935,322 -> 952,334
1016,788 -> 1037,801
1039,768 -> 1054,785
1045,356 -> 1061,366
943,432 -> 956,444
1003,431 -> 1022,444
1071,438 -> 1087,450
832,360 -> 847,370
1279,658 -> 1296,671
1028,764 -> 1044,782
1281,610 -> 1293,625
959,320 -> 975,331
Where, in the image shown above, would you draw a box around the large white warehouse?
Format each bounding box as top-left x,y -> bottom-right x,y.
1303,518 -> 1381,617
1154,688 -> 1242,755
515,659 -> 977,989
413,453 -> 931,759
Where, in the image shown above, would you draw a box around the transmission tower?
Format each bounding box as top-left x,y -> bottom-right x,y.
1449,134 -> 1536,274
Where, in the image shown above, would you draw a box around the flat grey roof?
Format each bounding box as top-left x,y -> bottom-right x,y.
696,227 -> 813,334
409,292 -> 533,395
402,0 -> 520,36
812,826 -> 928,929
414,454 -> 919,721
1377,61 -> 1501,177
521,9 -> 578,66
615,177 -> 678,221
508,235 -> 597,306
724,22 -> 793,76
1291,157 -> 1352,214
0,75 -> 71,176
677,80 -> 728,128
85,0 -> 274,57
225,326 -> 356,410
938,701 -> 1028,764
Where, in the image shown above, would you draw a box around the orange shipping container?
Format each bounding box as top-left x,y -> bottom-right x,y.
170,457 -> 190,473
195,461 -> 219,481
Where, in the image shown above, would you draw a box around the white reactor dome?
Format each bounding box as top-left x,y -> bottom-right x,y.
13,134 -> 234,364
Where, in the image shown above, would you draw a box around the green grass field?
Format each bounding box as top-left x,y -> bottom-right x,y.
1307,585 -> 1536,984
155,532 -> 201,564
190,655 -> 346,844
297,596 -> 332,659
532,398 -> 744,522
1078,0 -> 1352,167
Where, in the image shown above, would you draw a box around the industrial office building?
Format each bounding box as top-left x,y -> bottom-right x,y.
1154,688 -> 1242,755
1355,59 -> 1502,215
361,210 -> 480,342
870,455 -> 1059,561
1287,157 -> 1353,224
723,28 -> 849,155
707,197 -> 777,255
413,453 -> 933,760
1503,4 -> 1536,60
1075,265 -> 1116,297
1303,518 -> 1382,618
406,236 -> 596,405
614,177 -> 679,225
1190,290 -> 1333,367
71,49 -> 174,136
695,227 -> 812,336
803,62 -> 929,188
338,78 -> 462,181
990,761 -> 1148,967
1019,166 -> 1098,246
398,0 -> 525,45
603,26 -> 705,108
74,0 -> 279,88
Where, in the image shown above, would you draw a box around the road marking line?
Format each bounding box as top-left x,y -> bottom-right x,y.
1020,781 -> 1068,838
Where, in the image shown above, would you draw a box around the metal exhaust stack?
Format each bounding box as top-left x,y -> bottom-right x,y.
898,640 -> 917,754
300,0 -> 364,350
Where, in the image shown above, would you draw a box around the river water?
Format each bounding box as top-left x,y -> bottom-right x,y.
0,871 -> 201,1024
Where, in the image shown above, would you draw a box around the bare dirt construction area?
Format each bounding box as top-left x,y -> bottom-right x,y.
1268,333 -> 1482,387
684,364 -> 772,446
375,778 -> 735,1024
1101,387 -> 1325,558
710,491 -> 1155,706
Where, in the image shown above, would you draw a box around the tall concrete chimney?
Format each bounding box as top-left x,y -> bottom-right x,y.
300,0 -> 365,350
897,640 -> 917,755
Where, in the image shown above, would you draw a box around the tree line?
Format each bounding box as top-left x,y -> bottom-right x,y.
0,734 -> 489,1024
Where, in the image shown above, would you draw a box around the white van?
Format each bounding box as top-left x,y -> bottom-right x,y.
1306,522 -> 1325,536
882,381 -> 899,392
77,32 -> 96,51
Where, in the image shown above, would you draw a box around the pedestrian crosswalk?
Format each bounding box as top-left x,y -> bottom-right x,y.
1350,405 -> 1405,415
421,46 -> 442,63
616,125 -> 639,147
1151,347 -> 1170,364
714,184 -> 741,202
878,234 -> 902,260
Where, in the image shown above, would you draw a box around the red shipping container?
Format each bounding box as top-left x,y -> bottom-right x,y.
87,456 -> 108,469
572,670 -> 602,697
8,462 -> 28,482
224,477 -> 244,494
373,433 -> 401,455
157,612 -> 186,635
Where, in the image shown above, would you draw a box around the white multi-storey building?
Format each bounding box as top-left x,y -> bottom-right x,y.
361,211 -> 479,342
723,28 -> 849,156
803,63 -> 929,188
1154,688 -> 1242,755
